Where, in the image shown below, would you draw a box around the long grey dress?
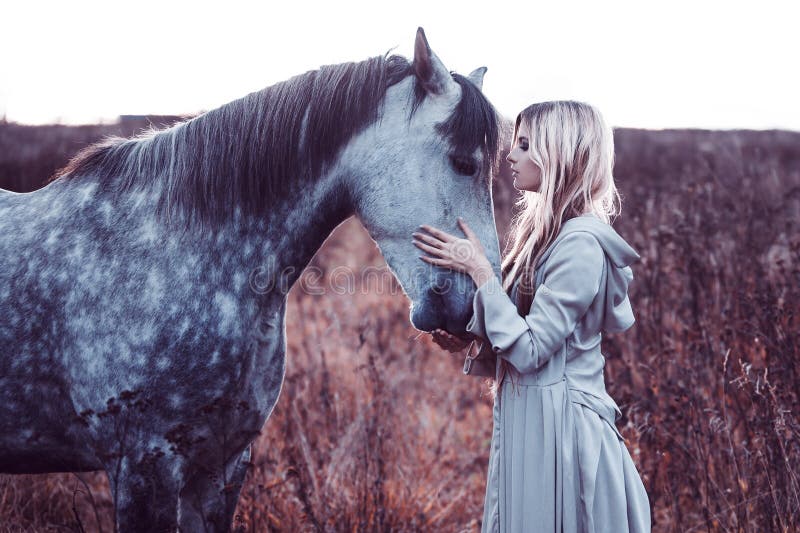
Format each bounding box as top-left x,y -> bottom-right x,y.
464,213 -> 651,532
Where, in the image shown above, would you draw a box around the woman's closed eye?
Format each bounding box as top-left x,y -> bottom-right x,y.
449,155 -> 477,176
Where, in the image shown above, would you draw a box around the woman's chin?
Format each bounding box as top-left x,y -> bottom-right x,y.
513,178 -> 534,192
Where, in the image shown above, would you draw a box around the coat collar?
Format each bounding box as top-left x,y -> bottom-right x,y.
535,213 -> 641,270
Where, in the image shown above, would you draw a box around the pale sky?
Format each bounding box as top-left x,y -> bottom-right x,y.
1,0 -> 798,130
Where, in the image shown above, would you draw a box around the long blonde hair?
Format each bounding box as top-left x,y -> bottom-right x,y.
493,100 -> 622,394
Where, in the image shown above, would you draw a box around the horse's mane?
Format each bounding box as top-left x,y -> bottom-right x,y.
439,72 -> 501,180
53,53 -> 499,230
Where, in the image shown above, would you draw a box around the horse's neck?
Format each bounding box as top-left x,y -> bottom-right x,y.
50,101 -> 355,294
178,102 -> 354,284
249,171 -> 354,290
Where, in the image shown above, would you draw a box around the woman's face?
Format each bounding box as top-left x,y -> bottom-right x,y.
506,123 -> 542,192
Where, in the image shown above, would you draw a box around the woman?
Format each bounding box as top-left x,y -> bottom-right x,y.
412,101 -> 651,532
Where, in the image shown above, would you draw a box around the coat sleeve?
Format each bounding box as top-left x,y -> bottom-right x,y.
465,232 -> 605,374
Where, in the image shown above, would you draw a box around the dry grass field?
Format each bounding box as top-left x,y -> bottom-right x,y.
1,119 -> 798,532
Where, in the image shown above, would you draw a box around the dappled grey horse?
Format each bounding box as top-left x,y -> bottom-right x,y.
0,28 -> 502,531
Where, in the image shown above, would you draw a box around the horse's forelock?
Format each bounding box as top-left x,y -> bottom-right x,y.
436,73 -> 502,181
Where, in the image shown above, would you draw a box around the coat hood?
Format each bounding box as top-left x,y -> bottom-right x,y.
535,214 -> 641,333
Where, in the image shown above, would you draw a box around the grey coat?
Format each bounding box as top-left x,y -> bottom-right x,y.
464,213 -> 651,532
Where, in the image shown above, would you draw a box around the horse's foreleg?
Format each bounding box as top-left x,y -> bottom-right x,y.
109,455 -> 181,533
178,444 -> 253,533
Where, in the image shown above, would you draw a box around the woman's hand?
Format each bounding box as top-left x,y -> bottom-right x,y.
412,217 -> 495,287
431,329 -> 472,353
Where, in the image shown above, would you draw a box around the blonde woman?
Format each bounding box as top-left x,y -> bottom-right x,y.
413,101 -> 651,532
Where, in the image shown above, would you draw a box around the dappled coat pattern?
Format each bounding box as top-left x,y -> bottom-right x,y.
0,28 -> 504,531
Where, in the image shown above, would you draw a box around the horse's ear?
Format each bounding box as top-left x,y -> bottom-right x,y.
467,67 -> 487,91
413,27 -> 457,96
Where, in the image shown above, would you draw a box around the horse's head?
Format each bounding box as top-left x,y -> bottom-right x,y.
343,28 -> 503,337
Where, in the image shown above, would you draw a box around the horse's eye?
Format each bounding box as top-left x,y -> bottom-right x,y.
449,155 -> 477,176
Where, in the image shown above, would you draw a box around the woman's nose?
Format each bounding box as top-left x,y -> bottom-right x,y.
505,151 -> 515,164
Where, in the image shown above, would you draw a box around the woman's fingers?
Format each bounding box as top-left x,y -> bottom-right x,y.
432,329 -> 468,352
419,255 -> 450,268
419,225 -> 456,243
412,239 -> 445,257
431,330 -> 452,350
457,218 -> 485,251
431,330 -> 449,348
415,222 -> 484,276
457,217 -> 477,240
417,221 -> 484,259
412,232 -> 445,248
444,334 -> 462,351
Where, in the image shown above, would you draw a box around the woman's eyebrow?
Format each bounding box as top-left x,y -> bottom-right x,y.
518,136 -> 529,141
